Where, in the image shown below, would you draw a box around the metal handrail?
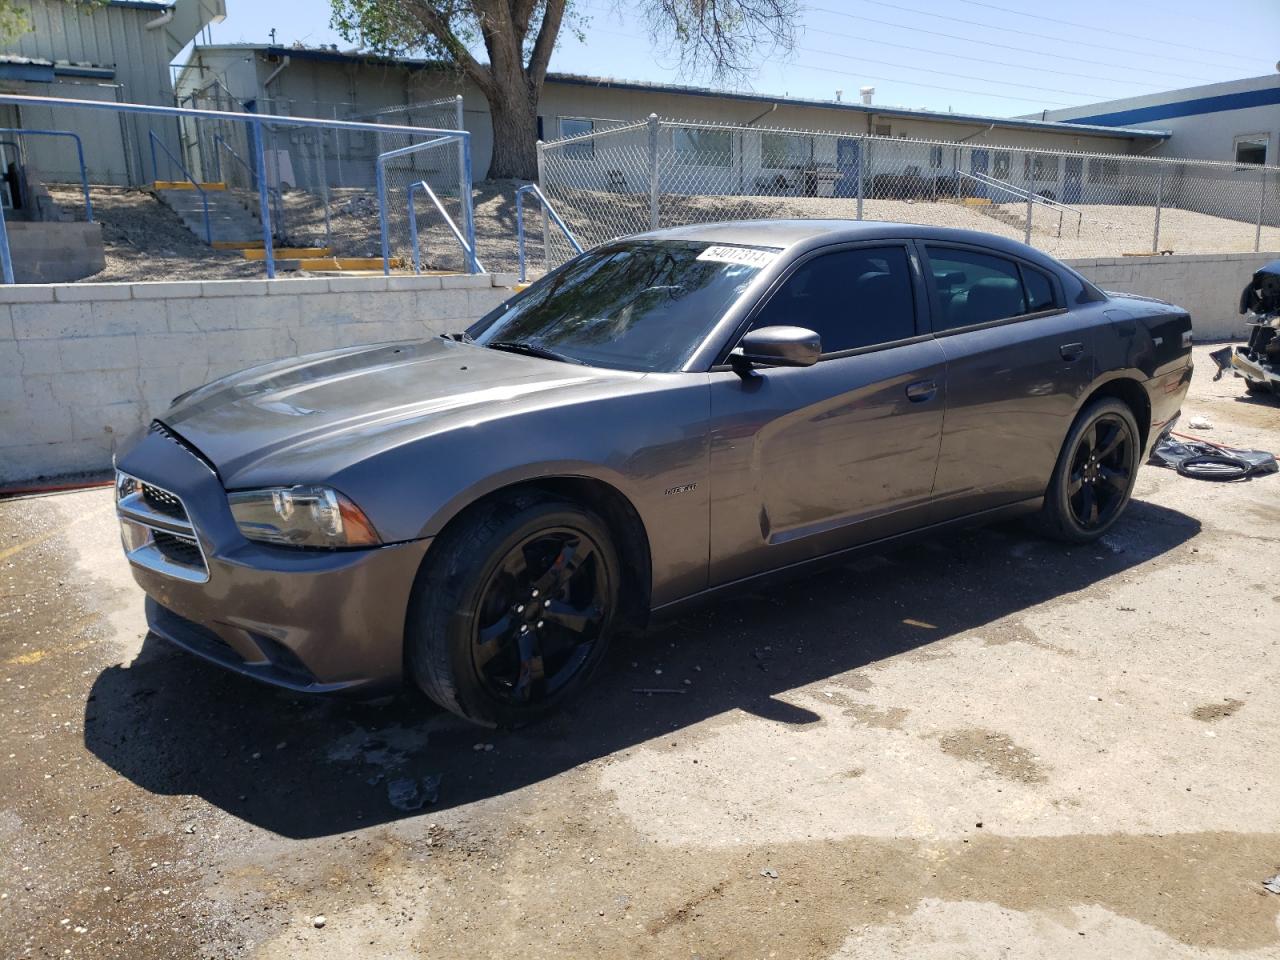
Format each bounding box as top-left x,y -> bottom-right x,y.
149,129 -> 212,243
515,183 -> 582,282
213,134 -> 283,228
0,128 -> 93,221
376,134 -> 474,275
408,179 -> 484,275
959,169 -> 1085,239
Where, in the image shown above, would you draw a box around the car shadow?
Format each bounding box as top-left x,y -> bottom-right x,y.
84,499 -> 1198,839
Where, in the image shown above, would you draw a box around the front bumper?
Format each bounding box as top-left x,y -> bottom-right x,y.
1231,346 -> 1279,387
117,426 -> 431,695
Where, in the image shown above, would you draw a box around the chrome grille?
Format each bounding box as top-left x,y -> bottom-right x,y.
141,483 -> 187,521
116,472 -> 209,583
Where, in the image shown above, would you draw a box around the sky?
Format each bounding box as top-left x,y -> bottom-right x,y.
200,0 -> 1280,117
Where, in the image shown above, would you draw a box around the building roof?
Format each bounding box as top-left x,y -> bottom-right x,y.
186,42 -> 1172,141
1037,74 -> 1280,128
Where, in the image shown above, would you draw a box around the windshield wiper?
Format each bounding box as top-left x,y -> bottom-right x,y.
486,340 -> 585,365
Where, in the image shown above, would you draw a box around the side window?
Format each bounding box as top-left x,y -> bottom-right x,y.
926,247 -> 1028,330
1022,265 -> 1058,312
751,246 -> 916,354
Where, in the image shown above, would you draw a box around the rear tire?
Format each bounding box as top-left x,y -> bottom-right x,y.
406,492 -> 619,727
1034,398 -> 1141,543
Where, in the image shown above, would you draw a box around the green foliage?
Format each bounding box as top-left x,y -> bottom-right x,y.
0,0 -> 111,44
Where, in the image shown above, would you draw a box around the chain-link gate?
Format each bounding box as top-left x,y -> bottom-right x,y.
0,92 -> 477,282
539,115 -> 1280,269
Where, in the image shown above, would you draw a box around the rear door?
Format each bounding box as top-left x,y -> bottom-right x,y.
707,242 -> 947,585
922,242 -> 1095,517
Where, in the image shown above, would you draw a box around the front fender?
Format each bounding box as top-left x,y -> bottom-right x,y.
328,380 -> 713,606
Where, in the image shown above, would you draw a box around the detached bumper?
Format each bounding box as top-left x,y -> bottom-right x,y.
1231,347 -> 1279,387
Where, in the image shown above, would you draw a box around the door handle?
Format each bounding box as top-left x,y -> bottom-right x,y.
905,379 -> 937,402
1059,342 -> 1085,361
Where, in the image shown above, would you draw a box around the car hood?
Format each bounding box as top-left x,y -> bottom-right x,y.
160,337 -> 634,486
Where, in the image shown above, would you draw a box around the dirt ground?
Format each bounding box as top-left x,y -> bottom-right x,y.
46,180 -> 1280,285
46,182 -> 538,283
1,345 -> 1279,959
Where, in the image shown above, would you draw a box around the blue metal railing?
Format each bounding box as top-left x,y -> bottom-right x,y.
0,128 -> 93,221
0,92 -> 476,282
515,183 -> 582,282
0,202 -> 13,284
213,133 -> 284,230
149,129 -> 212,244
407,179 -> 484,275
376,134 -> 475,275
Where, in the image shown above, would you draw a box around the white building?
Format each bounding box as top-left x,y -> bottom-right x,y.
1037,74 -> 1280,167
174,42 -> 1170,190
0,0 -> 226,184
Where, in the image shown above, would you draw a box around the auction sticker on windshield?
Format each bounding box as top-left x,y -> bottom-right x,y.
695,245 -> 781,268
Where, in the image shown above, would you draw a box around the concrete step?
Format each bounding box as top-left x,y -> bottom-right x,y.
243,247 -> 332,261
154,180 -> 227,191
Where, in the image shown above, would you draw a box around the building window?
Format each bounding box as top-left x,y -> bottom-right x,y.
873,123 -> 891,137
1024,153 -> 1058,182
762,132 -> 809,169
1234,135 -> 1268,166
560,117 -> 595,158
992,150 -> 1011,180
673,127 -> 731,167
1087,157 -> 1121,184
928,145 -> 943,169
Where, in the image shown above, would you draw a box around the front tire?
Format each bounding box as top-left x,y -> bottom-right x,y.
407,492 -> 619,727
1035,398 -> 1141,543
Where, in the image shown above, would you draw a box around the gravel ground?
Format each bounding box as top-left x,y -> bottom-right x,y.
1,347 -> 1278,959
44,182 -> 1280,284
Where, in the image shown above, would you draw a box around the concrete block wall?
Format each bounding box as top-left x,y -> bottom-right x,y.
0,273 -> 517,484
1066,251 -> 1277,340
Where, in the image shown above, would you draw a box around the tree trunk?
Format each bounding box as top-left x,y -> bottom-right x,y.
484,85 -> 540,181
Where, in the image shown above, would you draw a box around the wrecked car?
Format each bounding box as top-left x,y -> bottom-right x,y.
1231,258 -> 1280,395
115,220 -> 1193,726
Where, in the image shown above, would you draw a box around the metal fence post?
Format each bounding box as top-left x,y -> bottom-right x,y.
250,117 -> 275,279
647,113 -> 660,230
376,155 -> 391,276
1024,159 -> 1033,245
536,138 -> 550,273
0,200 -> 13,284
461,133 -> 479,274
1256,168 -> 1268,253
856,137 -> 866,220
1152,165 -> 1164,254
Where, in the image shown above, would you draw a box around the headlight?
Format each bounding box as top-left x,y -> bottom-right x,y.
227,485 -> 380,548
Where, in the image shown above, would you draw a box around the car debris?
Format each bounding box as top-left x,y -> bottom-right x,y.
1221,259 -> 1280,395
1148,434 -> 1277,481
386,774 -> 442,812
1263,874 -> 1280,895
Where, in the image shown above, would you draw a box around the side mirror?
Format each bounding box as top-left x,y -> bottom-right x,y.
731,325 -> 822,373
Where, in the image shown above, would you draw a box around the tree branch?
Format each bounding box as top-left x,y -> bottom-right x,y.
403,0 -> 495,95
527,0 -> 566,86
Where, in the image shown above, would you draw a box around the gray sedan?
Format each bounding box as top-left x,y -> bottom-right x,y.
115,220 -> 1193,726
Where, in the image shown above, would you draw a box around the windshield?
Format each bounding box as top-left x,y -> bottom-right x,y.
468,239 -> 776,371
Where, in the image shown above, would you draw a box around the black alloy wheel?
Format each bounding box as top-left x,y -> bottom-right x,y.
1065,413 -> 1134,531
1035,398 -> 1141,543
471,529 -> 608,705
407,492 -> 620,727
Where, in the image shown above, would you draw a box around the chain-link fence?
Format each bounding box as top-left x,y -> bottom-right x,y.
537,115 -> 1280,268
0,92 -> 477,283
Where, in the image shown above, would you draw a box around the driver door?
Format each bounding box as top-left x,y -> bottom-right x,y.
706,242 -> 947,586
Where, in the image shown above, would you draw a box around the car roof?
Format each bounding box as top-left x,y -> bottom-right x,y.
632,219 -> 1057,264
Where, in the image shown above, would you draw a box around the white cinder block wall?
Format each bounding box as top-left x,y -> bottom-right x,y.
0,253 -> 1270,484
0,274 -> 516,484
1065,251 -> 1274,340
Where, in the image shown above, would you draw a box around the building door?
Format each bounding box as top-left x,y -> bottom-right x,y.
1063,156 -> 1083,204
971,148 -> 990,199
836,138 -> 860,197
